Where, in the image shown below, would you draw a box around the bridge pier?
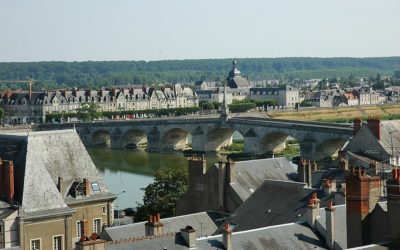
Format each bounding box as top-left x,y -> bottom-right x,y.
147,127 -> 162,152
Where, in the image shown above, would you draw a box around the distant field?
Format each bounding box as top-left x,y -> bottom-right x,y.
268,104 -> 400,122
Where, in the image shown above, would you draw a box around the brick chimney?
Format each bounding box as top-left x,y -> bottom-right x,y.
2,160 -> 15,202
187,155 -> 206,191
81,219 -> 89,237
306,192 -> 320,228
353,118 -> 362,135
83,178 -> 90,196
180,226 -> 196,248
311,160 -> 318,171
367,117 -> 381,141
325,200 -> 336,250
346,166 -> 380,248
298,159 -> 307,183
322,178 -> 337,196
145,213 -> 164,236
387,168 -> 400,239
222,223 -> 232,250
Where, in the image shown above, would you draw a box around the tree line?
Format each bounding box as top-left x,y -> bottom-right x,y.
1,57 -> 400,90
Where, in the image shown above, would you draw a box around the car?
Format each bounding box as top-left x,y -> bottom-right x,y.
123,207 -> 136,216
114,210 -> 125,218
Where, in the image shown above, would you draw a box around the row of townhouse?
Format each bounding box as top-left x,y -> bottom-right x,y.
302,87 -> 387,107
0,84 -> 198,124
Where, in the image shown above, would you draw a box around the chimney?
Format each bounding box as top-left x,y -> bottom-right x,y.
306,192 -> 320,228
346,166 -> 380,248
58,176 -> 64,195
225,159 -> 236,183
298,159 -> 306,183
353,118 -> 362,135
2,160 -> 15,202
311,160 -> 318,171
81,219 -> 89,236
187,156 -> 206,191
145,213 -> 164,236
369,161 -> 378,175
367,117 -> 381,141
306,160 -> 312,187
325,200 -> 336,250
387,168 -> 400,239
222,223 -> 232,250
339,159 -> 349,171
83,178 -> 90,196
322,178 -> 337,196
180,226 -> 196,248
110,88 -> 116,97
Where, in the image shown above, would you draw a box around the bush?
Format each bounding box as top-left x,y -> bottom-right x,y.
228,103 -> 256,113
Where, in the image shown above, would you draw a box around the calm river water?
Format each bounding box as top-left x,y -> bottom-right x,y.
88,148 -> 219,209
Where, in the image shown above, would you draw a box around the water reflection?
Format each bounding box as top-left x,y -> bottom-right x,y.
87,148 -> 219,208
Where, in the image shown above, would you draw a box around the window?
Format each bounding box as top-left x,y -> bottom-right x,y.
93,218 -> 101,233
76,221 -> 82,238
31,239 -> 41,250
53,235 -> 62,250
102,206 -> 106,215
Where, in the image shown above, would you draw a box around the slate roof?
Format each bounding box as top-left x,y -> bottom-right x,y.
232,157 -> 297,200
0,129 -> 114,217
225,180 -> 316,232
101,211 -> 224,241
105,222 -> 327,250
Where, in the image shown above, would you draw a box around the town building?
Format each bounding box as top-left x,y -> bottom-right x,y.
0,129 -> 116,250
0,84 -> 198,125
249,85 -> 299,108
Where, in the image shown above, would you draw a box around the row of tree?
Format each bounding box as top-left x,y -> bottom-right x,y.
1,57 -> 400,90
45,104 -> 200,122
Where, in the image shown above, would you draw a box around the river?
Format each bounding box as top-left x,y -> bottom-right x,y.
88,148 -> 220,209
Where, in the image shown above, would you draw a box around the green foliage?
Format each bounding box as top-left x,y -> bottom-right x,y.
300,100 -> 313,107
228,102 -> 256,113
76,103 -> 101,121
1,57 -> 399,89
252,99 -> 278,107
0,107 -> 4,120
135,167 -> 188,221
222,141 -> 244,152
199,101 -> 215,110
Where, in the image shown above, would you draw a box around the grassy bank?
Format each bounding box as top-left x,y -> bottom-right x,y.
268,104 -> 400,123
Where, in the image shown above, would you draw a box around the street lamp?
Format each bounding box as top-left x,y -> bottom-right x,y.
115,190 -> 126,226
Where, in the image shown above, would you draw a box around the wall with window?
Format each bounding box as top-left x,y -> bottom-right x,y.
0,210 -> 18,248
22,215 -> 71,250
68,201 -> 112,244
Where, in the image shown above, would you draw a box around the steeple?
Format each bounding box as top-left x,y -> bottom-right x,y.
221,80 -> 230,120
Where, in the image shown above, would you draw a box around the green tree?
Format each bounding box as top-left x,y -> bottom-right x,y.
394,70 -> 400,79
199,101 -> 215,110
76,103 -> 100,121
0,107 -> 4,123
135,167 -> 188,222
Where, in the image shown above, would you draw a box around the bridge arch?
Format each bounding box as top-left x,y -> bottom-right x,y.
257,132 -> 300,156
162,128 -> 191,151
91,130 -> 111,148
316,138 -> 348,160
121,129 -> 147,150
204,128 -> 244,152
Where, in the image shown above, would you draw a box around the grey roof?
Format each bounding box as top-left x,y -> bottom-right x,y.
380,120 -> 400,155
0,129 -> 114,216
226,180 -> 316,232
102,212 -> 223,241
233,157 -> 297,200
105,222 -> 327,250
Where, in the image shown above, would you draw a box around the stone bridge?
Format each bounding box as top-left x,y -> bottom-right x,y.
38,115 -> 354,160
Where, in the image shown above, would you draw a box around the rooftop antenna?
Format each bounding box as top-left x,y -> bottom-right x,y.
389,129 -> 398,162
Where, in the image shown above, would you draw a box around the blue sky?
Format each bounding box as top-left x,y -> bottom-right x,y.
0,0 -> 399,62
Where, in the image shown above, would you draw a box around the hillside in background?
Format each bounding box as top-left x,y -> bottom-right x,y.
0,57 -> 399,90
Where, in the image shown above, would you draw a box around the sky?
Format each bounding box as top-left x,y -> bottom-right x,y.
0,0 -> 399,62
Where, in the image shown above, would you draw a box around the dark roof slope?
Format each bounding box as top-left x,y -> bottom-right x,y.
226,180 -> 316,232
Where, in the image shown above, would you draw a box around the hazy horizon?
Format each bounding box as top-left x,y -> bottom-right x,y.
1,0 -> 399,62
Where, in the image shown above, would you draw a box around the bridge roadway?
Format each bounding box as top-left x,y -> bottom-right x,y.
38,114 -> 354,160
